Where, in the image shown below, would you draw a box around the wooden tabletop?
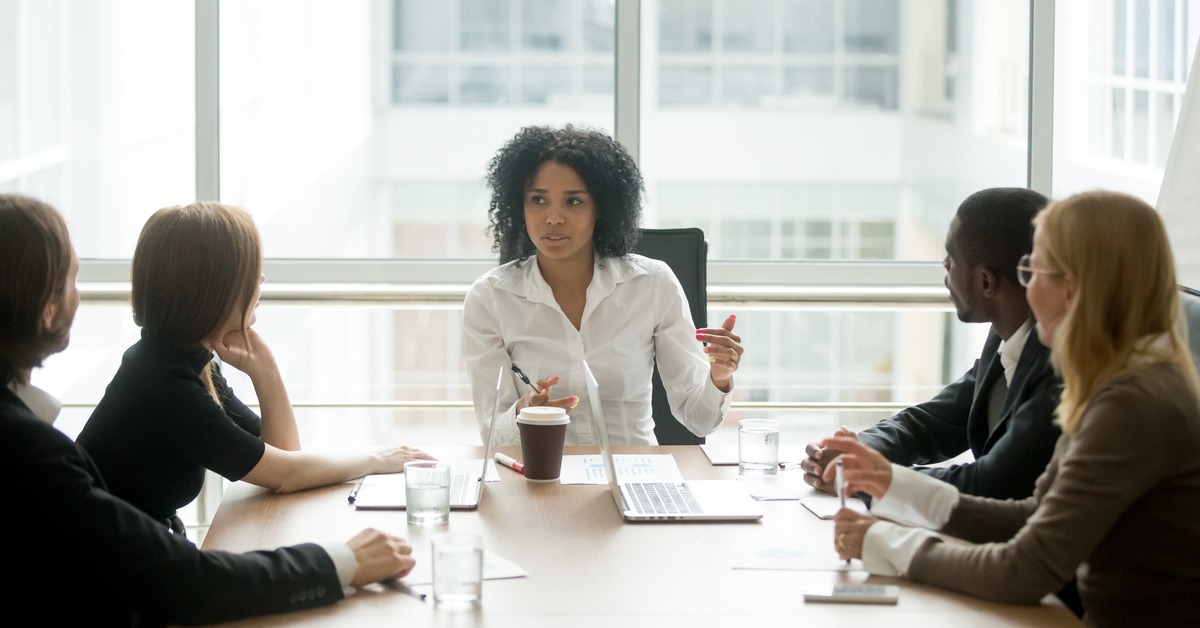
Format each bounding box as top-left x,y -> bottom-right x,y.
199,445 -> 1081,627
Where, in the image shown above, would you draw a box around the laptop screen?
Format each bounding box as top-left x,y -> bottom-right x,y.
580,360 -> 626,513
473,365 -> 506,504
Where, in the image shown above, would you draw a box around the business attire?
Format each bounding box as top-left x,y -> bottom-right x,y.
1,384 -> 343,627
77,331 -> 266,526
857,321 -> 1061,499
862,360 -> 1200,627
462,254 -> 731,446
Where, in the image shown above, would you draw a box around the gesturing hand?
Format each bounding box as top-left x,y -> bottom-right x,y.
515,374 -> 578,415
698,314 -> 742,392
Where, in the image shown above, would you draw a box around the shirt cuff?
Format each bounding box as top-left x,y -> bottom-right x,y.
862,520 -> 940,577
870,465 -> 959,529
713,380 -> 733,412
318,541 -> 358,595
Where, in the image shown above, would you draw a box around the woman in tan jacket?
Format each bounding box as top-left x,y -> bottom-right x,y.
824,190 -> 1200,627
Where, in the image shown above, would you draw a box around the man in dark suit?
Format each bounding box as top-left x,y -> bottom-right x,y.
802,187 -> 1061,500
0,194 -> 417,627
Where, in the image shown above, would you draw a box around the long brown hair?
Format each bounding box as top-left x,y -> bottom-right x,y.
1035,190 -> 1200,433
132,202 -> 262,401
0,194 -> 75,386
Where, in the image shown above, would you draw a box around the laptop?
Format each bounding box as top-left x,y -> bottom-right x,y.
582,360 -> 763,522
351,366 -> 504,511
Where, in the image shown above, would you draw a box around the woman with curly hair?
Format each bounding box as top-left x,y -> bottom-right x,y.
462,125 -> 743,446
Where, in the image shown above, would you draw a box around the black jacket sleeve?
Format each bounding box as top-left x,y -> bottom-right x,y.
2,392 -> 343,627
857,330 -> 1062,499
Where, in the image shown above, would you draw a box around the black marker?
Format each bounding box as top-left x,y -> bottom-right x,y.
347,479 -> 363,503
510,364 -> 542,393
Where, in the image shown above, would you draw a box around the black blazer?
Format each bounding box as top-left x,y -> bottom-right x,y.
0,387 -> 343,627
857,326 -> 1062,499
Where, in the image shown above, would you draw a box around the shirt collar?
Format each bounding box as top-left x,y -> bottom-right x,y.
493,254 -> 648,302
6,381 -> 62,425
998,319 -> 1034,387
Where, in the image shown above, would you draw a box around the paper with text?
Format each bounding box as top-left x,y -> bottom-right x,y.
558,454 -> 684,484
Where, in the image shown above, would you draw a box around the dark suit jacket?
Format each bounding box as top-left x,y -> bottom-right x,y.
1,387 -> 343,627
857,326 -> 1062,499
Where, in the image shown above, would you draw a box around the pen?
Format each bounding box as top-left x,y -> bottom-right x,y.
836,458 -> 850,565
384,579 -> 427,601
494,452 -> 525,474
778,461 -> 802,471
510,363 -> 542,393
347,479 -> 363,503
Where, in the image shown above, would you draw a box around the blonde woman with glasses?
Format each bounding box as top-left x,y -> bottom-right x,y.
822,190 -> 1200,626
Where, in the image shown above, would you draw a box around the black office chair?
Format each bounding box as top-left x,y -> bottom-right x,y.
634,228 -> 710,445
497,227 -> 710,445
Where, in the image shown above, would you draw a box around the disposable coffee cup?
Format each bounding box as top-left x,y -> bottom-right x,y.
516,406 -> 570,482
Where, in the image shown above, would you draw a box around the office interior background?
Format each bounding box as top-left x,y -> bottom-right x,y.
4,0 -> 1199,534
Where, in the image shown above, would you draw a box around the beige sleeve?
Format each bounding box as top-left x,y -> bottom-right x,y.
906,378 -> 1168,604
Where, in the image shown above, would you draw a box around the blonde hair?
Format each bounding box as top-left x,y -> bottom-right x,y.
1034,190 -> 1200,433
131,201 -> 262,402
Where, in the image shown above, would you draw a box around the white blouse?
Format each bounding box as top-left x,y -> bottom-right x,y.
461,254 -> 731,446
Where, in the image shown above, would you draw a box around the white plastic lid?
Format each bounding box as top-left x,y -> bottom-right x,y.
516,406 -> 571,425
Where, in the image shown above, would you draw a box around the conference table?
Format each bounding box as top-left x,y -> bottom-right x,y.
199,445 -> 1081,627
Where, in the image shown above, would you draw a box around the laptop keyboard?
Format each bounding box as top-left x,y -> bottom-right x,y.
626,482 -> 704,515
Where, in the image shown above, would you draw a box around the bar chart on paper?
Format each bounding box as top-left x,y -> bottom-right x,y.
559,455 -> 685,484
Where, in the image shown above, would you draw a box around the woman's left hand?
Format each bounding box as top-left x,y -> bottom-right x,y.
214,327 -> 278,381
697,314 -> 742,392
833,509 -> 878,562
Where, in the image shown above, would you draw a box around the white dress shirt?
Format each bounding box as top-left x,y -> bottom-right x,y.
462,254 -> 732,446
999,319 -> 1033,387
861,465 -> 961,577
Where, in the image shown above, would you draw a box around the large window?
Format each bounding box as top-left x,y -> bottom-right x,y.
10,0 -> 1196,538
218,0 -> 616,260
0,0 -> 195,259
1053,0 -> 1200,203
10,0 -> 1199,454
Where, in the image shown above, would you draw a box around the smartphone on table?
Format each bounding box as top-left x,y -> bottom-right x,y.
803,584 -> 900,605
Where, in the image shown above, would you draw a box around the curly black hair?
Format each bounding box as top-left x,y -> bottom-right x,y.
486,124 -> 643,263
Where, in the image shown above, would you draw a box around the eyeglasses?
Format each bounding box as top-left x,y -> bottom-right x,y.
1016,254 -> 1057,287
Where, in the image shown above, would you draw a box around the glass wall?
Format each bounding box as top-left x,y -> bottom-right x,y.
0,0 -> 195,259
1053,0 -> 1199,203
7,0 -> 1199,448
